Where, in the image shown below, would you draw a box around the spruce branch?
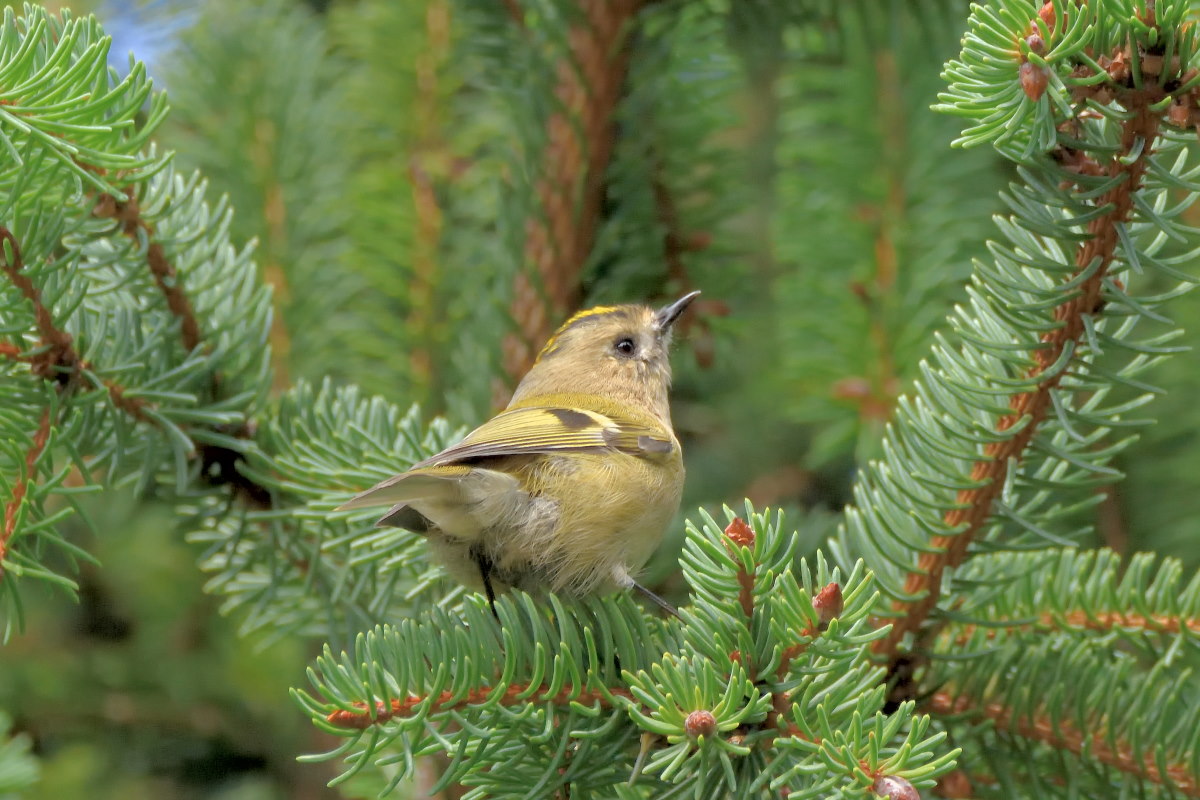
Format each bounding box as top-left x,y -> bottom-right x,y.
0,6 -> 275,623
951,608 -> 1200,643
928,685 -> 1199,797
161,0 -> 356,398
296,508 -> 958,797
924,548 -> 1200,798
820,1 -> 1200,681
325,685 -> 636,731
771,2 -> 1004,466
940,548 -> 1200,663
88,178 -> 266,500
877,58 -> 1164,660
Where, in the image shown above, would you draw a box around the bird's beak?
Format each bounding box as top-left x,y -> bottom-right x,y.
653,290 -> 701,333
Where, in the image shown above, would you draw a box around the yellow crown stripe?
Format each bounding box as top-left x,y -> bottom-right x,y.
559,305 -> 625,328
534,305 -> 628,362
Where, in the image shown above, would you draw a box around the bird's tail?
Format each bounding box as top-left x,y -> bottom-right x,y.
335,468 -> 468,511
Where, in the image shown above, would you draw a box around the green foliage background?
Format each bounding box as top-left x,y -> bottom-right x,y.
2,0 -> 1199,798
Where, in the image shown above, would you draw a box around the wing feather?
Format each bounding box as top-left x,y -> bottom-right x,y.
338,406 -> 674,512
412,406 -> 673,467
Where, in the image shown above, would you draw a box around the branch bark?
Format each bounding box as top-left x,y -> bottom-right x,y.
928,690 -> 1200,797
874,76 -> 1165,660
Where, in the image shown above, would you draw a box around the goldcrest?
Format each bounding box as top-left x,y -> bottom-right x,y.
338,292 -> 699,614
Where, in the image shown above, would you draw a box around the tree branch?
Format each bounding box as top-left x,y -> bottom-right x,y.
928,690 -> 1200,797
952,609 -> 1200,645
326,684 -> 635,730
874,59 -> 1166,660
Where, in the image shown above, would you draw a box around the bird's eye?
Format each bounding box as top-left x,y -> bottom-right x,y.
614,337 -> 637,357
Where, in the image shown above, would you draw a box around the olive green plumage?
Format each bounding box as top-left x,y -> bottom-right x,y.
337,292 -> 699,608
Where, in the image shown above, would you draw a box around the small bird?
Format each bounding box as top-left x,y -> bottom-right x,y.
337,292 -> 699,615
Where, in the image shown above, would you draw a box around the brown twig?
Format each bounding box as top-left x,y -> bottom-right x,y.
2,225 -> 150,414
496,0 -> 648,402
0,341 -> 29,362
91,188 -> 270,502
1,227 -> 78,380
951,609 -> 1200,646
93,189 -> 202,352
928,690 -> 1200,797
1,408 -> 52,575
873,62 -> 1165,661
326,684 -> 635,730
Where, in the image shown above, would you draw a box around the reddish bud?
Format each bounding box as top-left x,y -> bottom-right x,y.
724,517 -> 754,547
1019,61 -> 1049,101
1169,101 -> 1192,128
873,774 -> 920,800
1109,50 -> 1131,83
812,582 -> 843,629
1037,1 -> 1056,29
729,649 -> 743,664
1025,33 -> 1046,55
684,709 -> 718,739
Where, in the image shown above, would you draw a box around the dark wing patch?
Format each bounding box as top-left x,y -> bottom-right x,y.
637,435 -> 674,455
548,408 -> 595,430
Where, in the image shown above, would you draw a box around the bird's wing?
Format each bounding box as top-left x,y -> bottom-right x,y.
411,405 -> 675,467
336,406 -> 673,511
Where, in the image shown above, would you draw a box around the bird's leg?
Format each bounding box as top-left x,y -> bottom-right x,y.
473,549 -> 500,621
632,580 -> 680,619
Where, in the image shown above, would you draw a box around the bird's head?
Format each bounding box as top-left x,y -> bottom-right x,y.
510,291 -> 701,420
